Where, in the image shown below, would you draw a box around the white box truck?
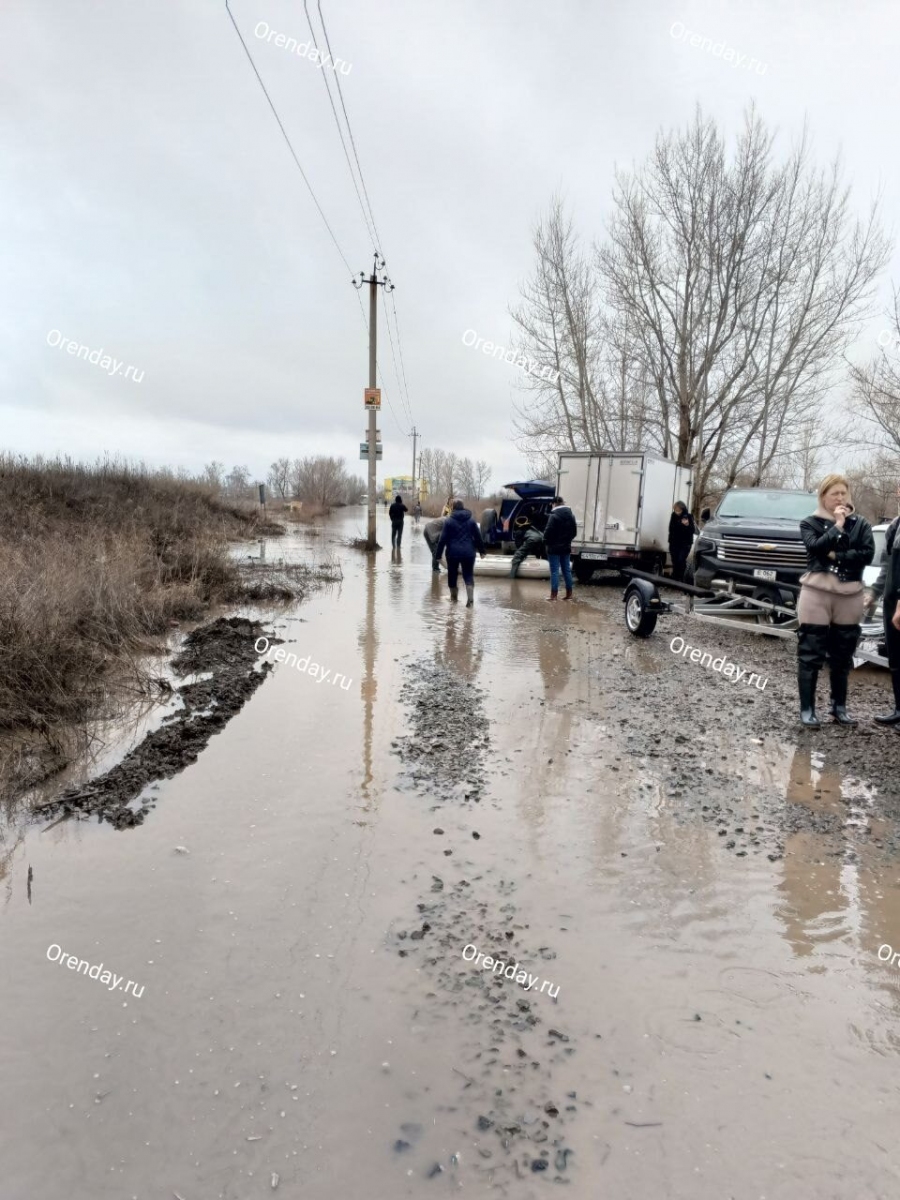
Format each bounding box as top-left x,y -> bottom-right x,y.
556,451 -> 693,583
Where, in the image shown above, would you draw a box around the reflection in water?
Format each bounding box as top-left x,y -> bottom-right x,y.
358,553 -> 378,809
777,746 -> 873,961
435,610 -> 484,680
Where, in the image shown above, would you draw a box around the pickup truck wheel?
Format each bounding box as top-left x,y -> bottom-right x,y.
624,587 -> 658,637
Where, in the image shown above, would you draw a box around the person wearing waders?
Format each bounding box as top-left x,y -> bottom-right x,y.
509,526 -> 545,578
869,501 -> 900,724
543,496 -> 577,600
796,474 -> 875,727
435,500 -> 485,607
388,494 -> 408,548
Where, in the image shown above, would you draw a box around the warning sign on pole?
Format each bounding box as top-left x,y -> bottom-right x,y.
364,388 -> 381,409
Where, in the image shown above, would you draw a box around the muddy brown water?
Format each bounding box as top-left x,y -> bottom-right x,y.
1,508 -> 900,1199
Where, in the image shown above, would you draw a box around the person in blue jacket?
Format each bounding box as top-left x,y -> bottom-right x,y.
435,500 -> 486,607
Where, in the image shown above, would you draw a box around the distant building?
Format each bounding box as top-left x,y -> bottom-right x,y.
383,476 -> 427,502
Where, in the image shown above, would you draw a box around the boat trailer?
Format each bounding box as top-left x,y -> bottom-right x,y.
620,568 -> 887,669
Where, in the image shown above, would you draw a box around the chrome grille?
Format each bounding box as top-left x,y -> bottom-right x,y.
716,536 -> 806,569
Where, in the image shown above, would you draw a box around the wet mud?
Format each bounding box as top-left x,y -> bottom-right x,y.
32,617 -> 275,829
569,589 -> 900,862
389,656 -> 584,1188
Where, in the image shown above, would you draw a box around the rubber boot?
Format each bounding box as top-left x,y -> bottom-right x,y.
798,667 -> 821,729
465,584 -> 474,608
828,624 -> 860,726
875,668 -> 900,724
797,624 -> 828,729
547,589 -> 558,601
563,586 -> 573,600
449,587 -> 458,603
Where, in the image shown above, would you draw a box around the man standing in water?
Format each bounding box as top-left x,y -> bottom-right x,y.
388,493 -> 408,548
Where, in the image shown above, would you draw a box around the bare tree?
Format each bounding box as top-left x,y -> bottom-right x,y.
201,461 -> 225,492
473,459 -> 492,496
267,457 -> 292,499
456,457 -> 477,498
849,285 -> 900,456
598,107 -> 889,509
514,109 -> 890,515
224,464 -> 251,498
291,456 -> 354,508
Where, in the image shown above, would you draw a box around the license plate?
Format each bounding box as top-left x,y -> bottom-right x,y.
753,569 -> 777,581
582,553 -> 608,561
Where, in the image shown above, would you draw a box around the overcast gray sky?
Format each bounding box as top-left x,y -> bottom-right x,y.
2,0 -> 898,488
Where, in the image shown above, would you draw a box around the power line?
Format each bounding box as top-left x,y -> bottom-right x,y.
316,0 -> 383,251
380,290 -> 413,428
310,1 -> 416,433
225,0 -> 355,277
302,0 -> 378,251
389,290 -> 414,424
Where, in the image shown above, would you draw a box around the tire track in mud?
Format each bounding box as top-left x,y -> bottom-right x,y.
389,657 -> 585,1189
33,617 -> 276,830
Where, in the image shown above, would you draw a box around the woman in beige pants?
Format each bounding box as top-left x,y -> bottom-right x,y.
797,475 -> 875,728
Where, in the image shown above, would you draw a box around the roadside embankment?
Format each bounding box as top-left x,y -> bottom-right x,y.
0,455 -> 298,795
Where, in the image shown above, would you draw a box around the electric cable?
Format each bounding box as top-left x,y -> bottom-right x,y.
225,0 -> 355,277
302,0 -> 378,250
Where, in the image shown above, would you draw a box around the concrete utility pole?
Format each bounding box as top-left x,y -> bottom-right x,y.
409,426 -> 419,503
353,253 -> 394,550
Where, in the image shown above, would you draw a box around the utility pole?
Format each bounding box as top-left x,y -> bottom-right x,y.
353,254 -> 393,549
409,426 -> 419,503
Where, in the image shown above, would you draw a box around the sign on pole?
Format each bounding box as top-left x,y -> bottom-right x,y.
360,443 -> 383,459
364,388 -> 381,409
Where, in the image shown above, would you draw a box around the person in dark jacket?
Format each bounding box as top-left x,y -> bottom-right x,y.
543,497 -> 577,600
796,474 -> 875,728
435,500 -> 485,606
388,494 -> 408,548
423,517 -> 445,571
668,501 -> 696,581
870,508 -> 900,723
509,527 -> 545,578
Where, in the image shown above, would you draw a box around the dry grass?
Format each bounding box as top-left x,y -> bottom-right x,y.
0,455 -> 280,734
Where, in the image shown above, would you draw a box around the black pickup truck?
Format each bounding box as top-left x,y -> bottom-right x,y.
689,488 -> 816,598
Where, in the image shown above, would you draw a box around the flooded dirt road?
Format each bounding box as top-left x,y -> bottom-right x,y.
2,508 -> 900,1199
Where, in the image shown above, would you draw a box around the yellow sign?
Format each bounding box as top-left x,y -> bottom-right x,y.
364,388 -> 381,408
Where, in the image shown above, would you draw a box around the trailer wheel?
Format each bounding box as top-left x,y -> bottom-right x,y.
624,587 -> 658,637
752,585 -> 795,627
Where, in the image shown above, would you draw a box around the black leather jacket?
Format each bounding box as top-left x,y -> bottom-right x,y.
799,513 -> 875,583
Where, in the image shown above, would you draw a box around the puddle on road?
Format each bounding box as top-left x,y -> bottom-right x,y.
1,509 -> 899,1200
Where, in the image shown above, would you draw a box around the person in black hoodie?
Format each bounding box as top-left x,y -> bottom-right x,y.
668,501 -> 696,581
388,494 -> 408,548
869,505 -> 900,724
796,473 -> 875,728
435,500 -> 485,606
543,496 -> 578,600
